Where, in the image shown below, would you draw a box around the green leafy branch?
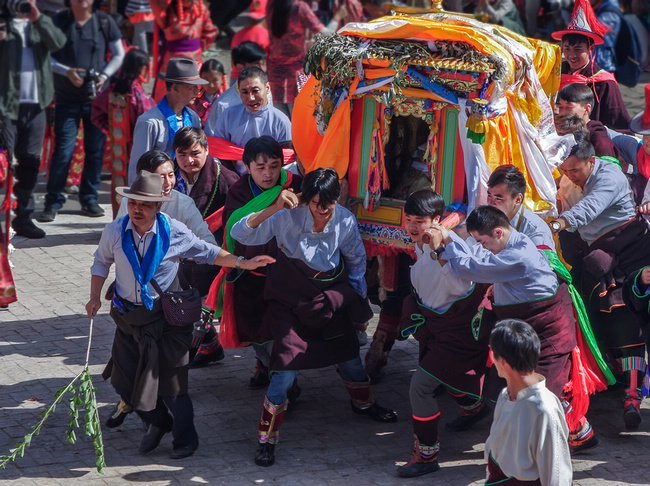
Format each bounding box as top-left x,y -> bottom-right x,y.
0,319 -> 106,474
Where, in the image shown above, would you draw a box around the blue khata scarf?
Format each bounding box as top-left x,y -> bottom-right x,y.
173,166 -> 189,195
121,213 -> 171,310
157,96 -> 193,147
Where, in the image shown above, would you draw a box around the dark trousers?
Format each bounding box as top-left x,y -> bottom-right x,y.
135,395 -> 197,448
0,103 -> 46,221
45,101 -> 105,209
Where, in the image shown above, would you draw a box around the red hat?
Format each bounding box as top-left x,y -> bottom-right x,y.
244,0 -> 267,21
551,0 -> 608,46
630,84 -> 650,135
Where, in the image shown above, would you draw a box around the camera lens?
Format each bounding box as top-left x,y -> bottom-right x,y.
17,1 -> 32,14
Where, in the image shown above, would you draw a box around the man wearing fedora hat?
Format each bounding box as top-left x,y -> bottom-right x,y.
127,57 -> 205,184
86,170 -> 274,458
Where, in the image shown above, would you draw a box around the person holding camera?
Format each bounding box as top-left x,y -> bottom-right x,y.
0,0 -> 66,238
41,0 -> 124,222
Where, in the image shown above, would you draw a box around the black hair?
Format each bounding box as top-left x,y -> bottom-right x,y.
487,165 -> 526,199
238,66 -> 268,86
242,136 -> 283,167
567,128 -> 596,161
490,319 -> 540,374
113,48 -> 150,95
558,83 -> 595,109
270,0 -> 293,38
200,58 -> 225,76
465,205 -> 512,235
232,41 -> 268,66
173,126 -> 208,154
554,113 -> 586,136
136,150 -> 174,173
560,33 -> 594,48
404,189 -> 445,219
300,168 -> 340,208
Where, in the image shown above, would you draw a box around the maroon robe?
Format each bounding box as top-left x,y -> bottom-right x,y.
264,252 -> 373,371
486,454 -> 542,486
399,285 -> 493,399
561,60 -> 631,132
222,173 -> 303,345
178,156 -> 239,295
492,283 -> 577,398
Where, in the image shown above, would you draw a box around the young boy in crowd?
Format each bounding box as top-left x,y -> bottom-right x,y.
396,189 -> 492,478
485,319 -> 573,485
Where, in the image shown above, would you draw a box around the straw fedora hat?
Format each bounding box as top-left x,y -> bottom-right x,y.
156,57 -> 209,85
115,171 -> 174,202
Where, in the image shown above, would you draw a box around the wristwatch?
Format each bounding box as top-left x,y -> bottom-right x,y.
549,221 -> 561,232
430,246 -> 445,261
236,256 -> 245,269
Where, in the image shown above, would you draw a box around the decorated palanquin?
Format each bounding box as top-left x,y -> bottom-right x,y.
292,1 -> 563,259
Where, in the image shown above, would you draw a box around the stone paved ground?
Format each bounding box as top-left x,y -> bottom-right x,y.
1,38 -> 650,486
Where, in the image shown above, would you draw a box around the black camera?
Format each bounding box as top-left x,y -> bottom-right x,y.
2,0 -> 32,16
84,68 -> 98,99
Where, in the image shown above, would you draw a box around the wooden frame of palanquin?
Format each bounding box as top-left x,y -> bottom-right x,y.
346,87 -> 469,257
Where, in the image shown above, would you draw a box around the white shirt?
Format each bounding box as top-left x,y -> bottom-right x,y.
14,19 -> 38,104
411,242 -> 473,312
485,376 -> 572,486
230,204 -> 368,297
213,103 -> 291,148
117,189 -> 216,245
204,83 -> 274,136
91,213 -> 220,304
128,104 -> 202,184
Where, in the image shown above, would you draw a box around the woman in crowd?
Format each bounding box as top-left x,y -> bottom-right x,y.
150,0 -> 218,100
191,59 -> 227,126
92,48 -> 156,216
231,167 -> 397,467
266,0 -> 348,118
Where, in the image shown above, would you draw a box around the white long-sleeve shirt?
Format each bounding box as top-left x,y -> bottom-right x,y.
91,213 -> 220,304
485,376 -> 572,486
411,242 -> 473,312
230,204 -> 367,297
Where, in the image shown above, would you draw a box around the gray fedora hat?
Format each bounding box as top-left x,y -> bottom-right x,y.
115,171 -> 174,202
156,57 -> 209,85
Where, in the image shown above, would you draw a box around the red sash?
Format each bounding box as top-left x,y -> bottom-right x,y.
560,70 -> 617,89
637,146 -> 650,180
207,137 -> 296,165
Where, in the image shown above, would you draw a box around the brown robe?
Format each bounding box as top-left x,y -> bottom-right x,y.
264,252 -> 373,371
492,283 -> 577,398
399,285 -> 493,398
104,300 -> 191,411
222,173 -> 303,345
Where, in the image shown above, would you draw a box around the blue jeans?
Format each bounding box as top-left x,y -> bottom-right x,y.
45,101 -> 106,209
267,355 -> 367,405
